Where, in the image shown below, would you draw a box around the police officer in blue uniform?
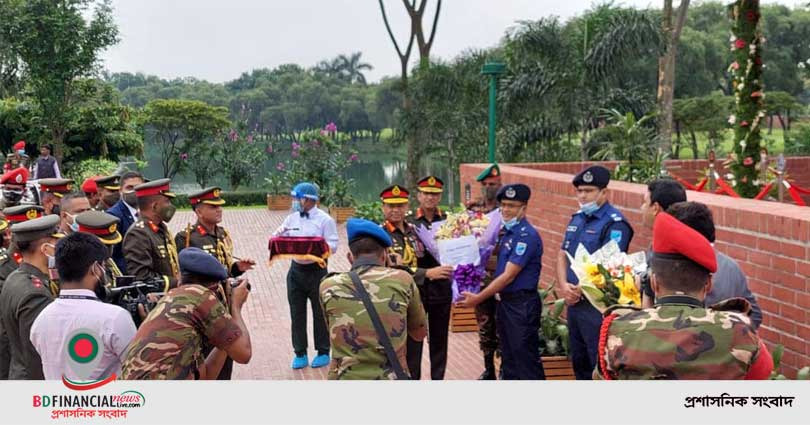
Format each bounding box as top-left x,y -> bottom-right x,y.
457,184 -> 545,380
556,165 -> 633,380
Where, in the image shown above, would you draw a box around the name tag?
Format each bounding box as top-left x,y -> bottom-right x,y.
585,229 -> 597,234
566,226 -> 577,233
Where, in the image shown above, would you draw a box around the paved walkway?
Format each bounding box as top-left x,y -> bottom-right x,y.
169,208 -> 484,380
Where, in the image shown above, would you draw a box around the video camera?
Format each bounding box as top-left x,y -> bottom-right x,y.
107,276 -> 166,327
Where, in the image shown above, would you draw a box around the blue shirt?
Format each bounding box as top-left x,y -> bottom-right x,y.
495,218 -> 543,293
561,202 -> 633,284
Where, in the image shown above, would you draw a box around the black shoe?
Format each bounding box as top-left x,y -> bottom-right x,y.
478,368 -> 497,380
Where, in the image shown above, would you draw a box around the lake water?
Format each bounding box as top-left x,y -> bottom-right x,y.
142,147 -> 463,205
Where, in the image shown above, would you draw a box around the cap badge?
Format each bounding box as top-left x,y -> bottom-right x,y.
108,224 -> 117,233
15,174 -> 22,184
427,177 -> 436,186
25,209 -> 38,220
213,189 -> 221,197
392,186 -> 401,196
505,187 -> 516,198
491,168 -> 499,176
583,171 -> 594,183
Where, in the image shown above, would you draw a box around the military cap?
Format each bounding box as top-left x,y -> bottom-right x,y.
416,176 -> 444,193
379,185 -> 409,204
39,178 -> 74,198
496,184 -> 531,203
291,182 -> 319,201
0,217 -> 7,233
75,210 -> 122,245
573,165 -> 610,189
189,187 -> 225,206
179,247 -> 228,282
653,212 -> 717,273
94,175 -> 120,191
81,177 -> 98,194
476,164 -> 501,182
1,167 -> 29,185
134,178 -> 175,198
12,140 -> 25,151
10,214 -> 63,242
347,218 -> 392,248
3,205 -> 44,224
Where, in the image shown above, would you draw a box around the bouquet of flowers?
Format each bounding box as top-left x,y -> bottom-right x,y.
566,240 -> 646,313
414,209 -> 502,302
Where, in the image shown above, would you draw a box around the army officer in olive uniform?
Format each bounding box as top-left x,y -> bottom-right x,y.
75,210 -> 125,284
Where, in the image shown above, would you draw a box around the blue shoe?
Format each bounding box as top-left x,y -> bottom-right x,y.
291,355 -> 308,369
311,354 -> 330,369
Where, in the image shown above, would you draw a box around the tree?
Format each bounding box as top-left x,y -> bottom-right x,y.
657,0 -> 691,154
338,52 -> 374,85
0,0 -> 119,161
141,99 -> 230,179
378,0 -> 442,188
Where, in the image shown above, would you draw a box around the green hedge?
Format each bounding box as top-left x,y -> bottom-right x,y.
171,190 -> 267,208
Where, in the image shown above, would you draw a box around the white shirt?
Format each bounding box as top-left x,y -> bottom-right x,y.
274,207 -> 339,263
30,289 -> 137,381
124,200 -> 138,221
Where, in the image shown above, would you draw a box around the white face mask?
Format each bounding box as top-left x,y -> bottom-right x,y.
42,243 -> 56,269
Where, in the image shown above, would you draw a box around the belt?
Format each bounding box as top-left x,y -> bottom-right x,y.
497,289 -> 537,301
291,261 -> 326,270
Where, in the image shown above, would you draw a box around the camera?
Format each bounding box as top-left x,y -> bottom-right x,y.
106,276 -> 167,327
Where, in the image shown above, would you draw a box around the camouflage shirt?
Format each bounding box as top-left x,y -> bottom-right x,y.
320,263 -> 427,380
595,295 -> 764,380
121,284 -> 241,380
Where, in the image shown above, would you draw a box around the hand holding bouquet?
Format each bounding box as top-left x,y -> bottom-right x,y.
567,241 -> 646,312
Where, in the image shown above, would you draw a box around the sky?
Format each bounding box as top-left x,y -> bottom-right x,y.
101,0 -> 807,84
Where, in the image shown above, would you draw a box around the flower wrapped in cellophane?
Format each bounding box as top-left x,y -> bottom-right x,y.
414,209 -> 502,302
566,240 -> 647,313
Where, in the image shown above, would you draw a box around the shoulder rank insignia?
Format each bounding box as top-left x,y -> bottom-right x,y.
31,276 -> 42,289
148,221 -> 159,233
196,225 -> 207,237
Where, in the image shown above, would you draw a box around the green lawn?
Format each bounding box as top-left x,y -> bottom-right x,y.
674,129 -> 786,159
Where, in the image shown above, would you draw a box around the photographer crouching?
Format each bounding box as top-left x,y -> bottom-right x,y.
30,232 -> 137,380
121,247 -> 252,380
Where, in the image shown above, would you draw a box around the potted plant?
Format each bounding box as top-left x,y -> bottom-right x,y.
324,176 -> 356,223
265,164 -> 292,211
538,285 -> 575,380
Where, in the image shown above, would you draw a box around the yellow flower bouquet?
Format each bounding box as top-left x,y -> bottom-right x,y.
567,241 -> 646,313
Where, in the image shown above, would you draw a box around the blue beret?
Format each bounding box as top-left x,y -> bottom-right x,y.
573,166 -> 610,189
291,182 -> 319,201
496,184 -> 531,203
347,218 -> 392,248
179,247 -> 228,281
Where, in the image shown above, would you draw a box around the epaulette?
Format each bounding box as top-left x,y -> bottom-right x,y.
196,225 -> 207,237
147,221 -> 159,233
603,303 -> 641,318
134,221 -> 145,229
708,297 -> 751,315
609,212 -> 623,222
31,275 -> 43,289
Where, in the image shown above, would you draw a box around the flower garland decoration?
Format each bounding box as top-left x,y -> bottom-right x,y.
727,0 -> 766,198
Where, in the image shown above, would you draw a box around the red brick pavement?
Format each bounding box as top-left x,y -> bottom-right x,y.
169,209 -> 485,380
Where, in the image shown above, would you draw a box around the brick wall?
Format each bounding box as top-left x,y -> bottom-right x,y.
519,157 -> 810,205
460,163 -> 810,376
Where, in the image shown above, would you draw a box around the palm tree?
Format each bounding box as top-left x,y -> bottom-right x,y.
337,52 -> 374,85
500,5 -> 663,161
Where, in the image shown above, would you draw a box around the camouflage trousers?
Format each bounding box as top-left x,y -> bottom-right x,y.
474,283 -> 499,355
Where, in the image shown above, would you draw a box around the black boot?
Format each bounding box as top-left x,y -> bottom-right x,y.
478,352 -> 496,380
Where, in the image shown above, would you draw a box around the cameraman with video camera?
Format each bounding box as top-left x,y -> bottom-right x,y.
30,232 -> 136,380
122,247 -> 251,380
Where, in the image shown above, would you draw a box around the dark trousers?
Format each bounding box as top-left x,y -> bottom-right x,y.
568,300 -> 603,380
474,295 -> 499,355
495,291 -> 545,380
406,301 -> 451,380
287,262 -> 330,357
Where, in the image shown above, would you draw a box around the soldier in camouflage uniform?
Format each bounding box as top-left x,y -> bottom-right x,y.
469,164 -> 502,380
320,218 -> 427,380
122,247 -> 252,380
174,187 -> 256,380
122,179 -> 180,290
594,211 -> 773,380
0,215 -> 63,380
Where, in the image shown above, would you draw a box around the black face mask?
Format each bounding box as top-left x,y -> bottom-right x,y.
92,263 -> 110,300
103,192 -> 120,207
51,204 -> 61,216
123,191 -> 138,207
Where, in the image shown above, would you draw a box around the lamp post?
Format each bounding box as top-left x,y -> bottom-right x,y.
481,62 -> 505,163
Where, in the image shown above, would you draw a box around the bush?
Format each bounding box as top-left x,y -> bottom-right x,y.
353,201 -> 384,223
171,190 -> 267,208
784,124 -> 810,156
66,158 -> 119,184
